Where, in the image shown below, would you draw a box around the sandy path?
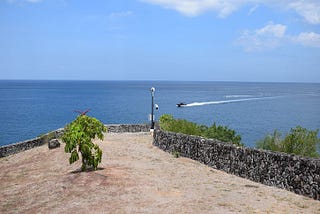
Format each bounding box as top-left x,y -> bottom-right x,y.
1,132 -> 319,213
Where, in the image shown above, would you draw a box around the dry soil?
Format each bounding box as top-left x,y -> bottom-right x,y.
1,132 -> 320,213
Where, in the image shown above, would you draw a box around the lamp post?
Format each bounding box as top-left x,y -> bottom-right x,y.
150,87 -> 155,130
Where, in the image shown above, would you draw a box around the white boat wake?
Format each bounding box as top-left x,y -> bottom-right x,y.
225,95 -> 254,98
186,96 -> 276,107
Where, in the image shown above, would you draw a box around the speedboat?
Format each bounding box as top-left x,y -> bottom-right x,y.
176,102 -> 187,107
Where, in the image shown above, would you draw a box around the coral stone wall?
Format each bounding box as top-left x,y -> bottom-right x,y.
153,129 -> 320,200
0,128 -> 64,158
0,124 -> 152,158
106,124 -> 151,133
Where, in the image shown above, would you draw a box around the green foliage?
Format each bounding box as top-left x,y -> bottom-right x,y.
159,114 -> 243,146
160,114 -> 202,136
62,115 -> 107,171
256,126 -> 320,158
204,123 -> 243,146
172,150 -> 180,158
38,131 -> 56,143
256,130 -> 282,152
283,126 -> 320,157
159,114 -> 174,131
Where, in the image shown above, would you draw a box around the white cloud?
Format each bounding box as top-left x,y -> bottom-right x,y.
140,0 -> 247,18
141,0 -> 320,24
248,4 -> 259,15
291,32 -> 320,47
236,22 -> 320,51
288,0 -> 320,25
235,22 -> 287,52
256,23 -> 287,38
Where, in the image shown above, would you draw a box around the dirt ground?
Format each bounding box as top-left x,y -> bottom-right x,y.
1,132 -> 320,214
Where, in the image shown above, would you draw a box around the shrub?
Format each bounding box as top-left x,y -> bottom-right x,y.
256,126 -> 320,158
204,123 -> 243,146
160,114 -> 202,136
172,151 -> 180,158
256,130 -> 282,152
282,126 -> 320,157
159,114 -> 243,146
159,114 -> 175,131
62,114 -> 107,171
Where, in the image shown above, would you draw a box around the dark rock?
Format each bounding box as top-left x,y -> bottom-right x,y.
48,139 -> 60,149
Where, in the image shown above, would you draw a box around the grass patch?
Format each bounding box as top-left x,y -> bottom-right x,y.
171,151 -> 180,158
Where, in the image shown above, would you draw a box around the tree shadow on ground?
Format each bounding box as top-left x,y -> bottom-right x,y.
70,167 -> 105,174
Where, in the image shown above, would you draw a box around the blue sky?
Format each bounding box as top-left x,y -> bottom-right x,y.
0,0 -> 320,82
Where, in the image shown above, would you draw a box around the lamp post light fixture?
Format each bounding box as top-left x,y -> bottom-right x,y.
150,87 -> 155,130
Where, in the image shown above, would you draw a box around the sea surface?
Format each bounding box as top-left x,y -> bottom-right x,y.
0,80 -> 320,147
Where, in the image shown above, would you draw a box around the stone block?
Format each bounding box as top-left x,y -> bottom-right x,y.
48,139 -> 60,149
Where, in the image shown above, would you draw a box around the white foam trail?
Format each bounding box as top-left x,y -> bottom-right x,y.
225,95 -> 254,98
186,97 -> 274,107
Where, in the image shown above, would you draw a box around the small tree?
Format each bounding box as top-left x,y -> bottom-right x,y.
62,113 -> 107,171
256,130 -> 282,152
203,123 -> 243,147
256,126 -> 320,158
282,126 -> 320,158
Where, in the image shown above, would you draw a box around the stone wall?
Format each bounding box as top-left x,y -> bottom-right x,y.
0,124 -> 152,158
0,128 -> 64,158
106,124 -> 152,133
153,129 -> 320,200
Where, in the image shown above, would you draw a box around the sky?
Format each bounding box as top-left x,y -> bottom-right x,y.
0,0 -> 320,82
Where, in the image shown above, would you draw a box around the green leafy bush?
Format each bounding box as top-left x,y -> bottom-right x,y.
160,114 -> 202,136
62,114 -> 107,171
256,126 -> 320,158
256,130 -> 282,152
159,114 -> 174,131
159,114 -> 243,146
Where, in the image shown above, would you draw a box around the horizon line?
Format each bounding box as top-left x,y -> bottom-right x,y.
0,79 -> 320,84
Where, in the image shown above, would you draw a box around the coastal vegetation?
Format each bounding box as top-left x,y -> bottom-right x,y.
159,114 -> 320,158
62,114 -> 107,171
172,150 -> 181,158
256,126 -> 320,158
159,114 -> 243,146
40,131 -> 57,145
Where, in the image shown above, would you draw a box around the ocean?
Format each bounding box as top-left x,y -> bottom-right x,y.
0,80 -> 319,147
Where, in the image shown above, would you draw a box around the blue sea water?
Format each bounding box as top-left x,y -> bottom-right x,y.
0,80 -> 320,147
